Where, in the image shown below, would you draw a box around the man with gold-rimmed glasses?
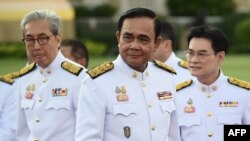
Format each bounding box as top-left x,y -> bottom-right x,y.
175,25 -> 250,141
12,9 -> 87,141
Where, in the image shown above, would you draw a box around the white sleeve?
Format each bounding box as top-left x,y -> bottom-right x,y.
0,83 -> 17,141
75,77 -> 106,141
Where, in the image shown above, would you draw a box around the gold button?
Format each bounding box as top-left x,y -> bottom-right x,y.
207,112 -> 212,117
38,97 -> 43,102
132,72 -> 137,78
35,117 -> 40,123
208,132 -> 213,137
42,78 -> 48,83
207,93 -> 212,98
201,86 -> 206,92
211,85 -> 217,91
151,126 -> 156,131
148,104 -> 152,108
47,68 -> 51,74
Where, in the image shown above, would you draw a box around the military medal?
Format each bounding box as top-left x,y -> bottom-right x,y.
52,88 -> 68,96
124,126 -> 131,138
219,101 -> 238,107
157,91 -> 172,100
184,98 -> 195,113
25,84 -> 35,99
116,85 -> 128,102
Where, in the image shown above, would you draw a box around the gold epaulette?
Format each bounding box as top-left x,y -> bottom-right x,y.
4,63 -> 36,79
178,60 -> 188,69
0,75 -> 14,85
176,79 -> 193,91
153,60 -> 176,75
87,62 -> 114,79
228,77 -> 250,90
61,61 -> 83,76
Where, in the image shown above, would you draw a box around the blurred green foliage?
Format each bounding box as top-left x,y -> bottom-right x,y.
218,13 -> 250,53
75,4 -> 117,18
167,0 -> 235,16
84,39 -> 108,56
0,42 -> 26,58
76,20 -> 118,56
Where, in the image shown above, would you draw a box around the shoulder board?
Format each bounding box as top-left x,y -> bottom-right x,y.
0,75 -> 14,85
87,62 -> 114,79
176,79 -> 193,91
61,61 -> 83,76
178,60 -> 188,69
4,63 -> 36,79
153,60 -> 176,75
228,77 -> 250,90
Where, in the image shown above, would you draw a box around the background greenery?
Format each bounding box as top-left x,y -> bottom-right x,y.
0,55 -> 250,82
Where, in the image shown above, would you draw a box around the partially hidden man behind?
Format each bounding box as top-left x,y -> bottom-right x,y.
152,21 -> 192,84
0,76 -> 16,141
75,7 -> 181,141
176,25 -> 250,141
60,39 -> 89,68
12,9 -> 87,141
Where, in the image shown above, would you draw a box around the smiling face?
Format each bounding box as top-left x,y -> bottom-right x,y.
23,19 -> 61,68
187,37 -> 225,84
116,17 -> 160,72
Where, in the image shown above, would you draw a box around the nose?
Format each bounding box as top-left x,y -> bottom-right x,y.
188,53 -> 200,63
129,40 -> 139,49
33,40 -> 41,50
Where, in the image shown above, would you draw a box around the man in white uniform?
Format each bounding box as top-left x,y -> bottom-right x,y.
152,21 -> 192,84
76,7 -> 181,141
13,9 -> 87,141
0,76 -> 16,141
176,25 -> 250,141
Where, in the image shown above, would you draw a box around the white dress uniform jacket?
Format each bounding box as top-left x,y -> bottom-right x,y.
14,52 -> 87,141
75,55 -> 181,141
0,78 -> 16,141
175,72 -> 250,141
164,53 -> 192,84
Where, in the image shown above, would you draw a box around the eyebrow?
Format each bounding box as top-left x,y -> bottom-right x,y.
25,33 -> 49,37
188,49 -> 209,52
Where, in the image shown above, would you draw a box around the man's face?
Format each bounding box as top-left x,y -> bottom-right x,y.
187,37 -> 224,82
23,19 -> 61,68
152,37 -> 172,62
116,17 -> 159,72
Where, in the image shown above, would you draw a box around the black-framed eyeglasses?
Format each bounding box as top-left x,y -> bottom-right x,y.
22,34 -> 54,46
184,50 -> 217,59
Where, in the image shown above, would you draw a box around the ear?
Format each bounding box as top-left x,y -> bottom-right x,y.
165,39 -> 173,52
55,34 -> 62,49
218,51 -> 225,64
154,36 -> 162,52
77,58 -> 87,68
115,31 -> 120,44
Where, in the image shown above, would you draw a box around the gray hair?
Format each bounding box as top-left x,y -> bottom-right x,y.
20,9 -> 60,36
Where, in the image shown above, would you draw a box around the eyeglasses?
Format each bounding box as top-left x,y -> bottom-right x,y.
22,34 -> 54,46
184,50 -> 217,59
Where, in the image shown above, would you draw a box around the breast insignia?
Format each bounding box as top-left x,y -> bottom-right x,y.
87,62 -> 114,79
176,79 -> 193,91
4,63 -> 36,79
228,77 -> 250,90
153,59 -> 176,75
0,75 -> 14,85
61,61 -> 83,76
178,60 -> 188,69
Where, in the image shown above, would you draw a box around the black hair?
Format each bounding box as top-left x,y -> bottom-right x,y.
159,21 -> 176,48
118,7 -> 161,40
187,25 -> 228,54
